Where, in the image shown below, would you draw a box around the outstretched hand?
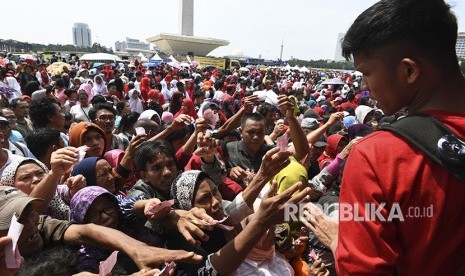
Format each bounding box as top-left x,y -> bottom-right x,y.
255,180 -> 311,228
301,203 -> 339,253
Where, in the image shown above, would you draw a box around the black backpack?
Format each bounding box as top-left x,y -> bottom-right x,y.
381,113 -> 465,183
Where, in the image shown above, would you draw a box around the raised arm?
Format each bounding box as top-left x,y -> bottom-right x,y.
29,147 -> 78,213
216,95 -> 258,139
278,95 -> 310,161
306,112 -> 344,145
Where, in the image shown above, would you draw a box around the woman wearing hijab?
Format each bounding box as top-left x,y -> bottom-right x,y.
317,134 -> 349,170
169,91 -> 184,115
139,75 -> 151,102
92,75 -> 108,97
79,82 -> 93,103
175,98 -> 198,120
1,158 -> 73,220
71,157 -> 117,194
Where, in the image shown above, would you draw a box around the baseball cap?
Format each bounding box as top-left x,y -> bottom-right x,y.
0,186 -> 42,230
303,109 -> 323,121
313,140 -> 328,148
301,118 -> 319,130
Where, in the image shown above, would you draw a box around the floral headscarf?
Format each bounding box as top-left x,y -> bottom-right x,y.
70,186 -> 117,223
171,170 -> 208,211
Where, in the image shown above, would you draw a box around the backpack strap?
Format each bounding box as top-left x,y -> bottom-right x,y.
12,141 -> 27,157
381,113 -> 465,183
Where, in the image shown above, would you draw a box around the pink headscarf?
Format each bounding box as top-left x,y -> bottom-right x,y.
79,83 -> 93,103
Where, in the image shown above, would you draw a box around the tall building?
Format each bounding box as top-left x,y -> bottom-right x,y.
73,23 -> 92,48
115,37 -> 150,52
456,32 -> 465,59
334,33 -> 346,61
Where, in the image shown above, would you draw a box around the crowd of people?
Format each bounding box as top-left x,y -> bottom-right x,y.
0,0 -> 464,275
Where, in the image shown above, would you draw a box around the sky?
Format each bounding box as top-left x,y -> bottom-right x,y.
3,0 -> 465,60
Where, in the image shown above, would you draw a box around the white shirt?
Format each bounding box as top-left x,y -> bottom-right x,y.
8,141 -> 30,157
70,104 -> 92,122
0,149 -> 23,178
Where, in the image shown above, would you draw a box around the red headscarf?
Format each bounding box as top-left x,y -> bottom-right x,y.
140,76 -> 151,101
175,98 -> 198,119
148,89 -> 164,105
317,134 -> 348,170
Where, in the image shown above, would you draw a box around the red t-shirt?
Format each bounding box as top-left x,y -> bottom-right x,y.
336,110 -> 465,275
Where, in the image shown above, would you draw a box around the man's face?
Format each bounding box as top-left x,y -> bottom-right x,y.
141,153 -> 177,196
2,109 -> 16,128
50,104 -> 65,132
265,111 -> 278,125
0,124 -> 11,144
94,109 -> 115,134
13,101 -> 29,119
241,119 -> 266,153
354,50 -> 408,116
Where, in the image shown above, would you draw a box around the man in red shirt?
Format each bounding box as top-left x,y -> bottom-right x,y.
305,0 -> 465,275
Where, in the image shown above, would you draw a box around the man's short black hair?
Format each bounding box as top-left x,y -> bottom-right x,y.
342,0 -> 458,67
240,112 -> 266,129
10,98 -> 27,109
91,95 -> 107,105
135,140 -> 176,171
88,103 -> 116,121
29,98 -> 59,129
256,102 -> 277,118
26,128 -> 61,160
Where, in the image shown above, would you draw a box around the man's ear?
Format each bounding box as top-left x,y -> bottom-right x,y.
400,58 -> 420,84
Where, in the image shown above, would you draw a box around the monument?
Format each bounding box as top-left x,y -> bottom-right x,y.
146,0 -> 229,56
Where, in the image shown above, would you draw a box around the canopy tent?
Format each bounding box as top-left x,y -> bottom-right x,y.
321,78 -> 345,85
138,52 -> 148,62
168,55 -> 179,63
150,53 -> 163,62
299,67 -> 310,73
79,53 -> 123,63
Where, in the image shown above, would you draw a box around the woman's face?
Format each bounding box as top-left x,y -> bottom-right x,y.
95,159 -> 116,194
193,178 -> 224,220
84,195 -> 119,228
78,94 -> 88,106
181,102 -> 187,113
14,163 -> 46,195
83,129 -> 105,157
122,102 -> 131,115
95,77 -> 102,84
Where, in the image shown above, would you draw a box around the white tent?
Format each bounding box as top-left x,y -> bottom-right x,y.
284,64 -> 292,71
79,53 -> 122,62
169,55 -> 179,63
150,53 -> 163,61
300,67 -> 310,73
138,52 -> 148,62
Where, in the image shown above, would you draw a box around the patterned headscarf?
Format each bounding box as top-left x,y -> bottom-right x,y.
70,186 -> 117,223
171,170 -> 208,211
1,158 -> 49,187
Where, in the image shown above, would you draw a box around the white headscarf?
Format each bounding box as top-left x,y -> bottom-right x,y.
92,75 -> 108,97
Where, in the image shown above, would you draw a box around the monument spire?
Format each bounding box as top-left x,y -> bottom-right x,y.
179,0 -> 194,36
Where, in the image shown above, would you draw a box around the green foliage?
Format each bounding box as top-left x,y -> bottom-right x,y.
29,43 -> 113,54
287,58 -> 355,70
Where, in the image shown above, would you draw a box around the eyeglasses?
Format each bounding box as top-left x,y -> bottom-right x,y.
96,116 -> 115,122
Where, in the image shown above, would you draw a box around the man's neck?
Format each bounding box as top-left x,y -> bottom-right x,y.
410,73 -> 465,114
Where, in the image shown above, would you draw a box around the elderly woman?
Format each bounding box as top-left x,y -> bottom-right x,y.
0,147 -> 86,220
